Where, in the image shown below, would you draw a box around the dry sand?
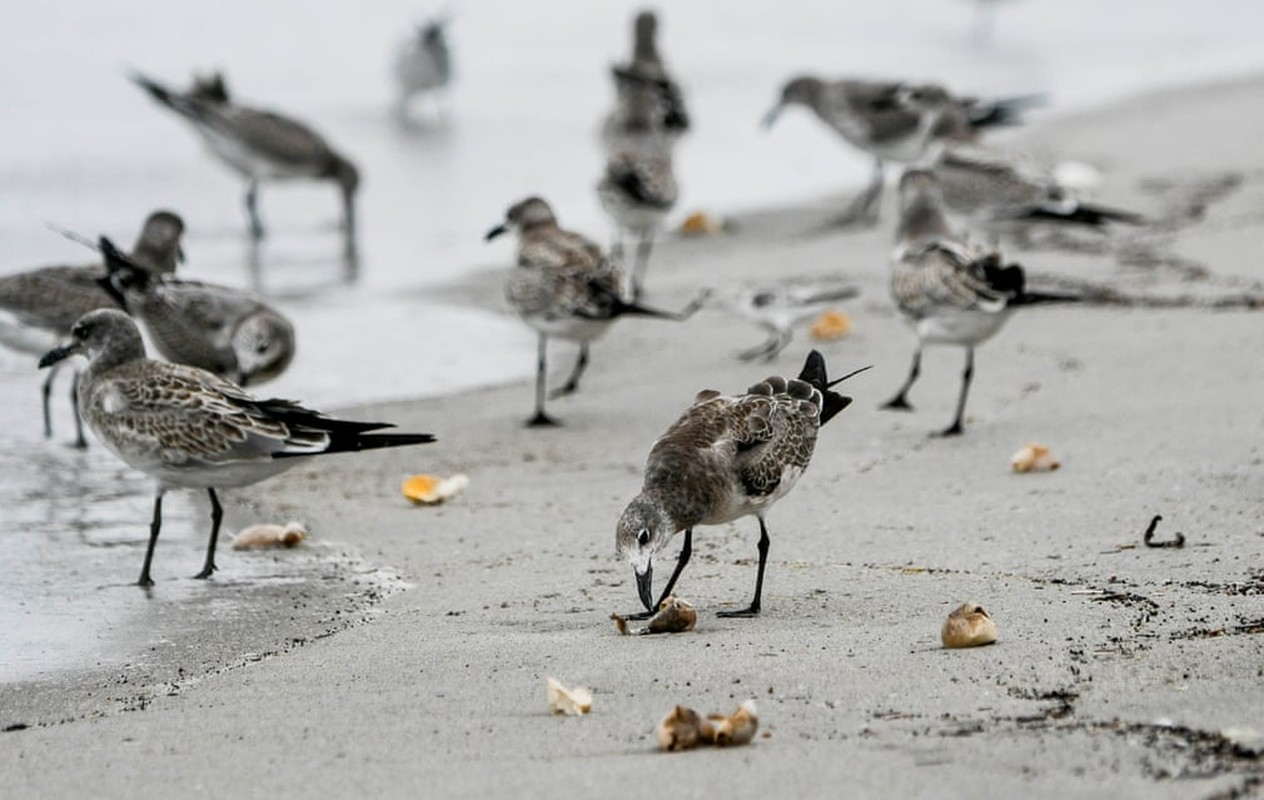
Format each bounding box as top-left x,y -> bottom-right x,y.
3,75 -> 1264,798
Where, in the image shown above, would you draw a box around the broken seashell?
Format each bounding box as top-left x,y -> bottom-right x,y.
680,211 -> 725,236
700,700 -> 759,746
657,705 -> 705,751
231,521 -> 307,550
1010,442 -> 1060,473
546,676 -> 593,716
611,595 -> 697,635
808,310 -> 852,341
941,603 -> 999,649
401,473 -> 470,505
646,596 -> 697,634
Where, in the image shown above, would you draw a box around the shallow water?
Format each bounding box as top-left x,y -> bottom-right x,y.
2,0 -> 1262,684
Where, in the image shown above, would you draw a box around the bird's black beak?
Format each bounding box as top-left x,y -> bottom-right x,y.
636,565 -> 654,612
39,341 -> 80,369
760,104 -> 782,131
484,223 -> 508,242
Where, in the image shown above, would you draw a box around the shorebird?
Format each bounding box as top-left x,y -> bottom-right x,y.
923,142 -> 1144,236
485,197 -> 702,427
596,149 -> 678,298
0,211 -> 184,446
99,238 -> 295,387
394,12 -> 453,122
129,70 -> 360,250
38,309 -> 434,586
616,351 -> 868,618
602,11 -> 689,157
711,279 -> 861,362
882,169 -> 1076,435
762,76 -> 1041,226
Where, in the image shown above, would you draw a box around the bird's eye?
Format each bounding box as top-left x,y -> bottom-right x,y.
637,530 -> 650,546
255,341 -> 270,354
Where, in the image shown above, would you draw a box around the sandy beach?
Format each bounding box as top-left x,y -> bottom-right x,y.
4,72 -> 1264,798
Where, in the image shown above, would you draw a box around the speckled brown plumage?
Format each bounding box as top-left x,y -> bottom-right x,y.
615,351 -> 857,616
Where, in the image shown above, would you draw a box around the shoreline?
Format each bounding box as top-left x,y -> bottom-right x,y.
4,71 -> 1264,796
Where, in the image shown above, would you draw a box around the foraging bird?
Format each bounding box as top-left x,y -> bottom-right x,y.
762,75 -> 1041,226
129,70 -> 360,251
0,211 -> 184,446
596,148 -> 678,298
883,169 -> 1076,435
38,309 -> 434,586
712,279 -> 860,362
394,12 -> 453,122
616,350 -> 867,617
485,197 -> 702,427
100,237 -> 295,387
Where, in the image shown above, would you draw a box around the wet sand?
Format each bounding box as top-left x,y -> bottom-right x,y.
3,74 -> 1263,797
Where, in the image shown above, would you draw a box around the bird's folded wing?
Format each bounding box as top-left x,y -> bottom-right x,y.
99,367 -> 322,465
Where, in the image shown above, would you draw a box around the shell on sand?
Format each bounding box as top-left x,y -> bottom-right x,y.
1011,442 -> 1060,473
401,473 -> 470,505
657,705 -> 706,751
611,595 -> 697,635
808,310 -> 852,341
231,521 -> 307,550
941,603 -> 999,649
546,676 -> 593,716
658,701 -> 759,751
700,700 -> 759,746
680,211 -> 725,236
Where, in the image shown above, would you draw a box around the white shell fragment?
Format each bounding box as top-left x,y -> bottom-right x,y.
1010,442 -> 1060,473
941,603 -> 999,649
546,676 -> 593,716
231,521 -> 307,550
612,595 -> 697,635
657,700 -> 759,751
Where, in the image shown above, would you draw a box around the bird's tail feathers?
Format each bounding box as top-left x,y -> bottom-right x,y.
968,93 -> 1048,130
1002,202 -> 1146,228
799,351 -> 871,426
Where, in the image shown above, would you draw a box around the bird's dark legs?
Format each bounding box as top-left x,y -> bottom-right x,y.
631,235 -> 655,300
244,180 -> 264,239
70,369 -> 86,449
549,343 -> 589,399
881,347 -> 922,410
718,518 -> 770,618
40,363 -> 57,439
193,488 -> 223,579
937,347 -> 974,437
623,529 -> 693,621
834,159 -> 885,227
527,333 -> 559,427
138,492 -> 165,587
738,327 -> 793,363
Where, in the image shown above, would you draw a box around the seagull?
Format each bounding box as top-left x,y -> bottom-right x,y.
762,75 -> 1042,226
596,148 -> 678,298
711,279 -> 861,362
38,309 -> 434,586
616,350 -> 868,618
129,70 -> 360,252
99,237 -> 295,387
485,196 -> 703,427
0,211 -> 184,446
394,11 -> 453,122
882,169 -> 1076,435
